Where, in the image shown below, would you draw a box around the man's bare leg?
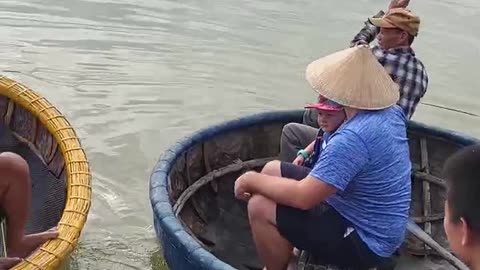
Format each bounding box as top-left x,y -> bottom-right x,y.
248,194 -> 292,270
0,152 -> 58,258
261,160 -> 301,265
261,160 -> 282,177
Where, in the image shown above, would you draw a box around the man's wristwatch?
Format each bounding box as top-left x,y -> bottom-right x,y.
297,149 -> 309,159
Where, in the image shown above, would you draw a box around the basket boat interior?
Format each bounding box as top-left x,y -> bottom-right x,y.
0,94 -> 67,240
169,119 -> 466,270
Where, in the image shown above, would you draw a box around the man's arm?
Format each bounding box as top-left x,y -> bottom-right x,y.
350,10 -> 384,47
236,130 -> 369,209
350,0 -> 411,47
239,172 -> 337,210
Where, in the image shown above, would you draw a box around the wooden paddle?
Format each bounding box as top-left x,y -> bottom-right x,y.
407,220 -> 469,270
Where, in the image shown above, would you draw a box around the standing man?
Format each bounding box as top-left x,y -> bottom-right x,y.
280,0 -> 428,162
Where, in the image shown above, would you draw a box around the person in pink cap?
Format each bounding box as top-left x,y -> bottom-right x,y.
292,96 -> 345,169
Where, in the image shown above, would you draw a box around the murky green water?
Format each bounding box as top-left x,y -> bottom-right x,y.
0,0 -> 479,269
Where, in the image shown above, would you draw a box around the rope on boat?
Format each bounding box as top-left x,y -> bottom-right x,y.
421,102 -> 479,117
173,157 -> 274,216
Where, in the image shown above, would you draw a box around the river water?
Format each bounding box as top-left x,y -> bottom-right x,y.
0,0 -> 479,269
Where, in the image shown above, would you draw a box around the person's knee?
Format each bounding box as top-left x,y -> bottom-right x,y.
281,123 -> 319,158
281,123 -> 298,142
0,152 -> 29,178
261,160 -> 281,176
248,195 -> 275,222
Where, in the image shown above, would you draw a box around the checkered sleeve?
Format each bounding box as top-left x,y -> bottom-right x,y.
375,51 -> 429,119
371,47 -> 429,118
399,61 -> 429,118
350,10 -> 385,47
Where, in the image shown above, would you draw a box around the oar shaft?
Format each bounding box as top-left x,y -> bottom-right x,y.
407,220 -> 469,270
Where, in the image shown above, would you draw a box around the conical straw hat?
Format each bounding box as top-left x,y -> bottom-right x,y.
305,46 -> 399,110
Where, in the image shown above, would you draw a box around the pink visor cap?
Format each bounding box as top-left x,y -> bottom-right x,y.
304,96 -> 343,112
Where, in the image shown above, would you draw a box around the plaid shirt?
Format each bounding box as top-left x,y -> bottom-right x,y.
350,14 -> 429,119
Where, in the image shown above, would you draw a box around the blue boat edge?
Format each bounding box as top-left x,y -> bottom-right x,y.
149,109 -> 480,270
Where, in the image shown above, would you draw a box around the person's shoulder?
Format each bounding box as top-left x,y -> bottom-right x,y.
327,127 -> 367,155
332,126 -> 360,140
417,59 -> 428,77
379,105 -> 408,123
388,104 -> 407,116
409,48 -> 428,69
345,106 -> 406,132
370,45 -> 387,58
335,115 -> 372,141
413,55 -> 427,70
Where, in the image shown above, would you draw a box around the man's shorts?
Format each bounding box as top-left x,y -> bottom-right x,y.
276,162 -> 387,269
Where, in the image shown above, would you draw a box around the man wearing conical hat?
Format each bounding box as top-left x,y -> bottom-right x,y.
280,0 -> 428,163
234,46 -> 411,270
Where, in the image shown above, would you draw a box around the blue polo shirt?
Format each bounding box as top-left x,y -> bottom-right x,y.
309,105 -> 412,257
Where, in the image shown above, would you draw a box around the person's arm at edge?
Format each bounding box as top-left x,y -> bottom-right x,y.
350,10 -> 384,47
238,172 -> 337,210
350,0 -> 411,47
235,130 -> 369,210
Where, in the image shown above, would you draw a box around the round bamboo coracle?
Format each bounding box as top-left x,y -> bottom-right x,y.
151,108 -> 478,270
0,76 -> 91,270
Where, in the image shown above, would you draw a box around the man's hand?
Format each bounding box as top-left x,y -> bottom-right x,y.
388,0 -> 409,10
234,171 -> 256,202
0,257 -> 21,270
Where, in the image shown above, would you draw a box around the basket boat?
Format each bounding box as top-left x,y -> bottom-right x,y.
0,76 -> 91,270
150,110 -> 478,270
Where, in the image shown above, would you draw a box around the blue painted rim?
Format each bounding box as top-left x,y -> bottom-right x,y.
149,110 -> 479,269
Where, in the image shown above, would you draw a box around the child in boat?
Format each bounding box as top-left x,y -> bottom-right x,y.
443,144 -> 480,270
292,96 -> 346,168
0,152 -> 58,268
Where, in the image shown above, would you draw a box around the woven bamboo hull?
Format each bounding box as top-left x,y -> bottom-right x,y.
0,76 -> 91,270
149,110 -> 478,270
